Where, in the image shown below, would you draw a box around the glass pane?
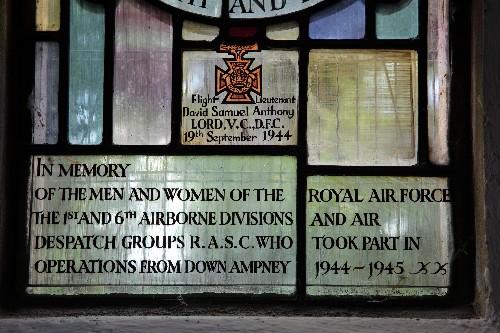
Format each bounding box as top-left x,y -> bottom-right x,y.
28,42 -> 59,144
308,50 -> 418,166
182,49 -> 299,145
376,0 -> 419,39
309,0 -> 365,40
113,0 -> 173,145
428,0 -> 450,165
266,21 -> 299,40
182,20 -> 219,41
68,0 -> 105,145
28,155 -> 296,295
36,0 -> 60,31
307,176 -> 452,297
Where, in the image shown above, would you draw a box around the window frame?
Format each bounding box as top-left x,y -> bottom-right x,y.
4,0 -> 475,308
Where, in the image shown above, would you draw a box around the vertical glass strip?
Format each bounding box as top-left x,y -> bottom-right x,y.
376,0 -> 419,39
309,0 -> 365,40
68,0 -> 104,145
428,0 -> 450,165
36,0 -> 60,31
308,50 -> 418,166
113,0 -> 173,145
28,42 -> 59,144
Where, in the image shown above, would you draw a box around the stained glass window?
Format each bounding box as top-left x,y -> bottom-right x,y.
23,0 -> 470,302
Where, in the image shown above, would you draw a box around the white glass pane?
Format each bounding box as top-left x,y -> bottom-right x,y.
29,42 -> 59,144
308,49 -> 418,166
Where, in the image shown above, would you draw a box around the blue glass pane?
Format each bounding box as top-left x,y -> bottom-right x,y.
309,0 -> 365,40
376,0 -> 419,39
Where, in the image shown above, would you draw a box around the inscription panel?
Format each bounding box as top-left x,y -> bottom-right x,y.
28,156 -> 296,295
306,176 -> 452,297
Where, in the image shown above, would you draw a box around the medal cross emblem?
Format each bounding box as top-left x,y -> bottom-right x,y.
215,43 -> 262,103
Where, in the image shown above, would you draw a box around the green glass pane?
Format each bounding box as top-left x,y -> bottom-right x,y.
113,0 -> 173,145
36,0 -> 60,31
428,0 -> 450,165
376,0 -> 419,39
182,50 -> 299,145
306,176 -> 452,297
68,0 -> 104,145
182,20 -> 219,41
307,49 -> 418,166
28,155 -> 296,295
28,42 -> 59,144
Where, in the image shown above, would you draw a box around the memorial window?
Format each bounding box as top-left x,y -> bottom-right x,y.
20,0 -> 472,302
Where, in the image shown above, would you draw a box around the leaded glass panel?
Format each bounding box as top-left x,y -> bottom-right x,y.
22,0 -> 466,301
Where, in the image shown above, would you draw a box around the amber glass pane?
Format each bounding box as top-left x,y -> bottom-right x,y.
68,0 -> 104,145
113,0 -> 173,145
308,50 -> 418,166
266,21 -> 299,40
28,42 -> 59,144
36,0 -> 60,31
182,20 -> 219,41
28,155 -> 296,295
307,176 -> 452,296
428,0 -> 450,165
